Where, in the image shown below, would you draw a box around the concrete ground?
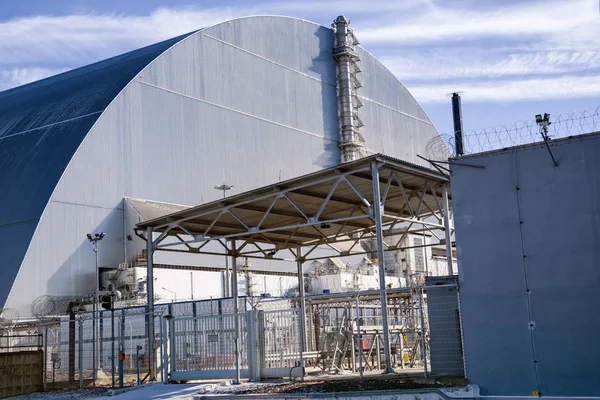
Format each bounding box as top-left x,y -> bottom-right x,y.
8,369 -> 467,400
8,383 -> 210,400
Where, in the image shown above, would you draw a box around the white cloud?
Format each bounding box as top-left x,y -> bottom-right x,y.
0,7 -> 250,65
381,50 -> 600,81
357,0 -> 596,45
0,67 -> 65,91
407,74 -> 600,103
0,0 -> 600,104
263,0 -> 432,16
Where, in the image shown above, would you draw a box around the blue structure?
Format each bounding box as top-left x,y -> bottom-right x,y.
451,133 -> 600,397
0,33 -> 194,313
0,16 -> 440,317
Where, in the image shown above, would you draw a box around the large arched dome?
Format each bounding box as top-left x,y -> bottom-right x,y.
0,16 -> 439,316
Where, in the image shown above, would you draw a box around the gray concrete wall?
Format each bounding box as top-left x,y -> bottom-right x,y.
450,133 -> 600,396
0,350 -> 43,398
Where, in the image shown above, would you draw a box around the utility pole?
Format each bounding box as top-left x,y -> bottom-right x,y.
214,183 -> 233,296
87,232 -> 106,385
190,271 -> 194,300
162,287 -> 177,302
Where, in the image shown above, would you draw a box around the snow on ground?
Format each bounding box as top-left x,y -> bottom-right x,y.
8,383 -> 213,400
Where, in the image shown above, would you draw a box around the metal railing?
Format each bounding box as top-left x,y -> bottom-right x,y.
0,334 -> 43,351
2,286 -> 466,387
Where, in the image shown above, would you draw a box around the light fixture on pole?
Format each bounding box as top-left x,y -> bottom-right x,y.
87,231 -> 106,385
87,232 -> 106,291
535,113 -> 551,139
535,113 -> 558,167
214,183 -> 233,296
162,287 -> 177,302
214,183 -> 233,199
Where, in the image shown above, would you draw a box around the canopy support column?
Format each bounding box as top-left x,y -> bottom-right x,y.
297,247 -> 306,381
231,240 -> 241,384
146,226 -> 156,381
371,161 -> 394,374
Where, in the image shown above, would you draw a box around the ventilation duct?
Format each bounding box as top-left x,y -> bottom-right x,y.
332,16 -> 364,163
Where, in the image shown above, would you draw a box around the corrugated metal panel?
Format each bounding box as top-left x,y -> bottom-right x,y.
125,197 -> 189,221
3,16 -> 442,316
0,32 -> 194,309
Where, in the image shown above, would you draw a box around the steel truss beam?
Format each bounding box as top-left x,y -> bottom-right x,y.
149,166 -> 447,256
138,155 -> 452,379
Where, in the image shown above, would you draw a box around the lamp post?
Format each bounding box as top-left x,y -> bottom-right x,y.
162,287 -> 177,302
87,232 -> 106,384
214,183 -> 233,296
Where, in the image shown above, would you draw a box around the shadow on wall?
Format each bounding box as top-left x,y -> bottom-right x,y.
310,26 -> 340,168
42,200 -> 125,316
0,221 -> 38,310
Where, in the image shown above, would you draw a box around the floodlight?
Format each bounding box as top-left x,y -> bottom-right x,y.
87,233 -> 93,241
99,232 -> 106,238
266,250 -> 277,258
535,112 -> 559,167
320,222 -> 331,229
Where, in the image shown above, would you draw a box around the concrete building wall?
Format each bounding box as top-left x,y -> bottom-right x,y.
450,133 -> 600,397
0,350 -> 43,398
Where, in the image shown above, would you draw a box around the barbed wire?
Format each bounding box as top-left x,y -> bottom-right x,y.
427,106 -> 600,160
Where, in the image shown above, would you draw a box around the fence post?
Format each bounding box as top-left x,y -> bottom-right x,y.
119,310 -> 125,388
169,317 -> 175,378
111,308 -> 115,388
355,294 -> 364,379
158,311 -> 164,383
419,286 -> 428,377
161,315 -> 169,384
246,311 -> 255,381
68,304 -> 75,385
167,304 -> 175,378
99,311 -> 104,370
78,318 -> 83,389
43,326 -> 48,388
258,310 -> 265,380
136,345 -> 141,385
231,241 -> 241,384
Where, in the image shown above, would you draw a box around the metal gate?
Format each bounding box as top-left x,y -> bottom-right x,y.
168,308 -> 303,381
258,309 -> 303,379
169,313 -> 248,381
425,277 -> 466,377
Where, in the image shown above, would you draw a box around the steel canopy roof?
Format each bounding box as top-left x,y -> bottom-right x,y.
137,154 -> 450,256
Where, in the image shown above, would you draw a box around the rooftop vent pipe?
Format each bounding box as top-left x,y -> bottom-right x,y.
451,92 -> 464,156
332,16 -> 364,163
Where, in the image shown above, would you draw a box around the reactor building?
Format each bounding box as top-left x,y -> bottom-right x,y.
0,16 -> 445,318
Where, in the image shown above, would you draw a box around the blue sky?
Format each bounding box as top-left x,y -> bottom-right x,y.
1,0 -> 599,138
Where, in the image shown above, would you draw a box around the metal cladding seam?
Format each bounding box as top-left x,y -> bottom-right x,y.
0,32 -> 195,308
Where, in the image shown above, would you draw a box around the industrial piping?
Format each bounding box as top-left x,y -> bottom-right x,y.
333,16 -> 364,163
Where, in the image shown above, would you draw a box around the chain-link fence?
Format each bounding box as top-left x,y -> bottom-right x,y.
28,297 -> 250,388
1,288 -> 465,386
35,310 -> 160,389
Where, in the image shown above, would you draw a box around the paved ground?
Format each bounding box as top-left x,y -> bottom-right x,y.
8,373 -> 466,400
8,383 -> 208,400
